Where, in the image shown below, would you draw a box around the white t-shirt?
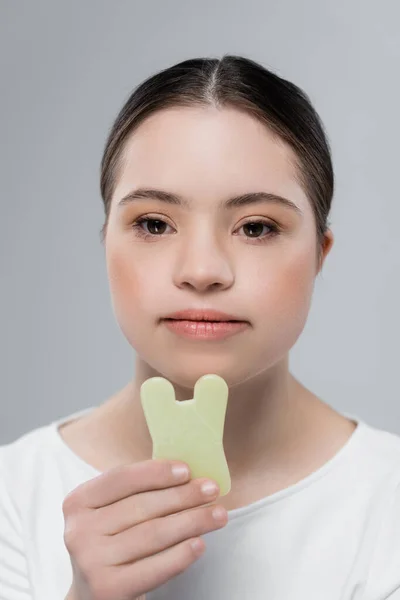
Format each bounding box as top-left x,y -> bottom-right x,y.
1,407 -> 400,600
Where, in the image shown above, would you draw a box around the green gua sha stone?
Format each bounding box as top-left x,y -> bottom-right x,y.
140,374 -> 231,496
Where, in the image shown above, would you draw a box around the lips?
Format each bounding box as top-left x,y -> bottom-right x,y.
164,309 -> 245,322
162,318 -> 249,340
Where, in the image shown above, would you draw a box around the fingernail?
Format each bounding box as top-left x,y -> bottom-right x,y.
172,464 -> 190,480
212,506 -> 228,523
201,481 -> 218,496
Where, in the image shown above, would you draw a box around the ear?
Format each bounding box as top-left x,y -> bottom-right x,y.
317,228 -> 334,274
140,377 -> 177,425
193,374 -> 229,437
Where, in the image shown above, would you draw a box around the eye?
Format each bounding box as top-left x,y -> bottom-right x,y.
237,219 -> 281,242
131,217 -> 173,240
130,217 -> 281,243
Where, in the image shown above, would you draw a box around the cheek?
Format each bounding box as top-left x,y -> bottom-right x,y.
237,245 -> 316,370
106,243 -> 171,349
107,248 -> 136,306
106,246 -> 149,335
247,244 -> 316,329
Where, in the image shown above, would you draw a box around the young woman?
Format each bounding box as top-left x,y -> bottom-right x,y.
1,54 -> 400,600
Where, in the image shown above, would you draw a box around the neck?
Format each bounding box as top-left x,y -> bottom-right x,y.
114,354 -> 315,480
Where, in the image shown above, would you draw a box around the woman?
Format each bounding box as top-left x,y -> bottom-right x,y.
2,54 -> 400,600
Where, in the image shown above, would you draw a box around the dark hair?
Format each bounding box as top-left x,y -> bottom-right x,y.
100,54 -> 334,265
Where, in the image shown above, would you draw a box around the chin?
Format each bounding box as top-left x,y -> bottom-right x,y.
144,352 -> 264,393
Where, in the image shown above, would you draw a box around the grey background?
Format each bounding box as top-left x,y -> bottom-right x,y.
1,0 -> 399,444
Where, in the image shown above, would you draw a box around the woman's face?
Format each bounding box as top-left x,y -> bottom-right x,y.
105,106 -> 333,389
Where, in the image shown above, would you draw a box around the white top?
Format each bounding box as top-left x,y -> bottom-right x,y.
1,407 -> 400,600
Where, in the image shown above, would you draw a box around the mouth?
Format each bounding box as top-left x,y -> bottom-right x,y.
164,318 -> 241,323
163,309 -> 247,323
162,318 -> 249,340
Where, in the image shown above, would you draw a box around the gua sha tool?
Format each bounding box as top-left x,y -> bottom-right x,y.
140,374 -> 231,496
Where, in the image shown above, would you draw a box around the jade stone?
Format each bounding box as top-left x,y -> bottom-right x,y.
140,374 -> 231,496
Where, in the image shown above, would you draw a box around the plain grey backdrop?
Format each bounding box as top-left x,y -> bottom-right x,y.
1,0 -> 399,444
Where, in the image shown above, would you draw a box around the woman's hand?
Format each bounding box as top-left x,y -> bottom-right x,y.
62,459 -> 228,599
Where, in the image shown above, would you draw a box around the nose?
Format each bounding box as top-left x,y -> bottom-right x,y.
173,231 -> 234,293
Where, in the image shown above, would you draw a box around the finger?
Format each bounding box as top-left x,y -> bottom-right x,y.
105,503 -> 228,565
63,460 -> 190,511
110,537 -> 206,599
100,478 -> 220,535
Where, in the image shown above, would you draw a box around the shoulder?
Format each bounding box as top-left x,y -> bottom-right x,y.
352,419 -> 400,596
0,410 -> 98,514
353,416 -> 400,477
0,423 -> 57,598
0,419 -> 69,522
362,466 -> 400,598
0,421 -> 54,492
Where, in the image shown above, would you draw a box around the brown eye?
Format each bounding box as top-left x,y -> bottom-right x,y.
131,216 -> 281,243
242,222 -> 265,238
238,220 -> 280,241
131,217 -> 172,239
144,219 -> 168,235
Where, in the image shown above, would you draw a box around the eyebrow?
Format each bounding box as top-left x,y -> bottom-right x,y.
118,188 -> 303,216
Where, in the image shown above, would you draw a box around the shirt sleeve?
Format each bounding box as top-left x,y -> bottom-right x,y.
364,472 -> 400,600
0,456 -> 32,599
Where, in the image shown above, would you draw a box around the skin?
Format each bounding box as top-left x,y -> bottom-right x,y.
59,105 -> 356,510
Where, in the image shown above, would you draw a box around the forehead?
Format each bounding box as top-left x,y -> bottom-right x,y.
113,106 -> 309,212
